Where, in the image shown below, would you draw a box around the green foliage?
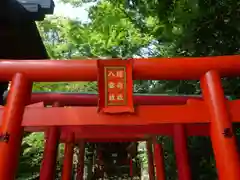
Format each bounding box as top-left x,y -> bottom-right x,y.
158,136 -> 177,180
17,133 -> 65,180
32,82 -> 97,93
17,133 -> 44,179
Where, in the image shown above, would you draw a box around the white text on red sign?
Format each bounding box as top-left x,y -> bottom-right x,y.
108,70 -> 124,78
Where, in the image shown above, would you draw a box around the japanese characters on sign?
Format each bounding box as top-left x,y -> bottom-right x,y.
98,59 -> 134,113
105,67 -> 126,106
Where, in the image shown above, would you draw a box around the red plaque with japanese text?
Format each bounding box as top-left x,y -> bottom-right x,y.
98,59 -> 134,113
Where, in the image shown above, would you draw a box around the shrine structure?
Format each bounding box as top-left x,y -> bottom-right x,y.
0,56 -> 239,180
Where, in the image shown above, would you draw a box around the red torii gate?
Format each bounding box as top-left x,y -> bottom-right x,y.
0,55 -> 239,180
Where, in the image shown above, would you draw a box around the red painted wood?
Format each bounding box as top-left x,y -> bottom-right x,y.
0,100 -> 239,127
2,104 -> 209,125
76,142 -> 85,180
25,124 -> 209,138
153,137 -> 165,180
40,127 -> 60,180
201,70 -> 240,180
0,55 -> 240,81
173,125 -> 191,180
59,123 -> 209,137
147,140 -> 155,180
0,73 -> 31,180
129,157 -> 133,177
60,130 -> 146,142
30,93 -> 201,106
61,133 -> 74,180
0,56 -> 240,180
98,60 -> 134,113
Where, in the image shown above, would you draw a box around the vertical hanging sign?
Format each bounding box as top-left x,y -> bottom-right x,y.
98,59 -> 134,113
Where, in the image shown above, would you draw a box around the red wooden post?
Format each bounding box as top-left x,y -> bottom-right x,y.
153,137 -> 165,180
76,141 -> 85,180
147,140 -> 155,180
200,70 -> 240,180
0,73 -> 31,180
40,127 -> 60,180
173,124 -> 191,180
62,133 -> 75,180
97,149 -> 105,178
129,156 -> 133,177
